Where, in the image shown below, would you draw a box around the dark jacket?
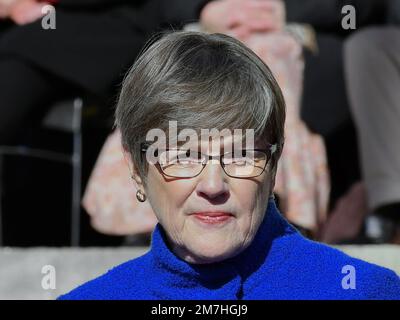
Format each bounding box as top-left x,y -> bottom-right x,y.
0,0 -> 207,97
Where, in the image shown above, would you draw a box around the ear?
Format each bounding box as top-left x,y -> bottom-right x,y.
122,149 -> 144,191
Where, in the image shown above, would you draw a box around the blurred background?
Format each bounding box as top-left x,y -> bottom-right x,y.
0,0 -> 399,299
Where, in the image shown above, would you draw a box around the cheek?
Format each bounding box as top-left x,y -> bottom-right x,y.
232,175 -> 271,213
234,182 -> 258,211
257,175 -> 273,210
145,166 -> 194,216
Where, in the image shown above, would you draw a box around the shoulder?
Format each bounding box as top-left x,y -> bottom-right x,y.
57,252 -> 153,300
279,233 -> 400,299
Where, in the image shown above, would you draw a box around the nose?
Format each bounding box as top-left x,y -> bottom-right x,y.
195,160 -> 229,203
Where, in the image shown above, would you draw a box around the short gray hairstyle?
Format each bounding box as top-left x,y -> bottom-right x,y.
115,31 -> 285,180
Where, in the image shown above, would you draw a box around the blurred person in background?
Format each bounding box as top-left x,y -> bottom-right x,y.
316,0 -> 400,244
0,0 -> 207,145
343,25 -> 400,243
0,0 -> 161,246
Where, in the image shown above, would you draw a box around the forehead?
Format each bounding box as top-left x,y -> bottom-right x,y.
174,130 -> 264,153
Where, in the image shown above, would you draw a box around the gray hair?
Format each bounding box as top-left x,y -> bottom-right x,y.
115,31 -> 285,181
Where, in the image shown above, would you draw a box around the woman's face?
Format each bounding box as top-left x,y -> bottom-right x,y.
135,135 -> 275,264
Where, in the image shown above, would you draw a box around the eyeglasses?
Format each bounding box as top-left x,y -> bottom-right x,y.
141,143 -> 278,179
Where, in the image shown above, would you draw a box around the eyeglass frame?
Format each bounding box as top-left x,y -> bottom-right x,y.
140,142 -> 279,179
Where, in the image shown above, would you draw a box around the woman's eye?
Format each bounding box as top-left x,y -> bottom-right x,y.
225,157 -> 253,166
178,157 -> 202,164
178,159 -> 191,165
235,158 -> 252,165
224,157 -> 255,165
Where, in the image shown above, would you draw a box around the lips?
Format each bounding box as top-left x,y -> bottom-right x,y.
192,211 -> 233,217
191,211 -> 234,224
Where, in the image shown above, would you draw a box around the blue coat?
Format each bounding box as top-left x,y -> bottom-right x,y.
58,199 -> 400,300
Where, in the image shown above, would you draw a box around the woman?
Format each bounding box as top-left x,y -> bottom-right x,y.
59,31 -> 400,299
